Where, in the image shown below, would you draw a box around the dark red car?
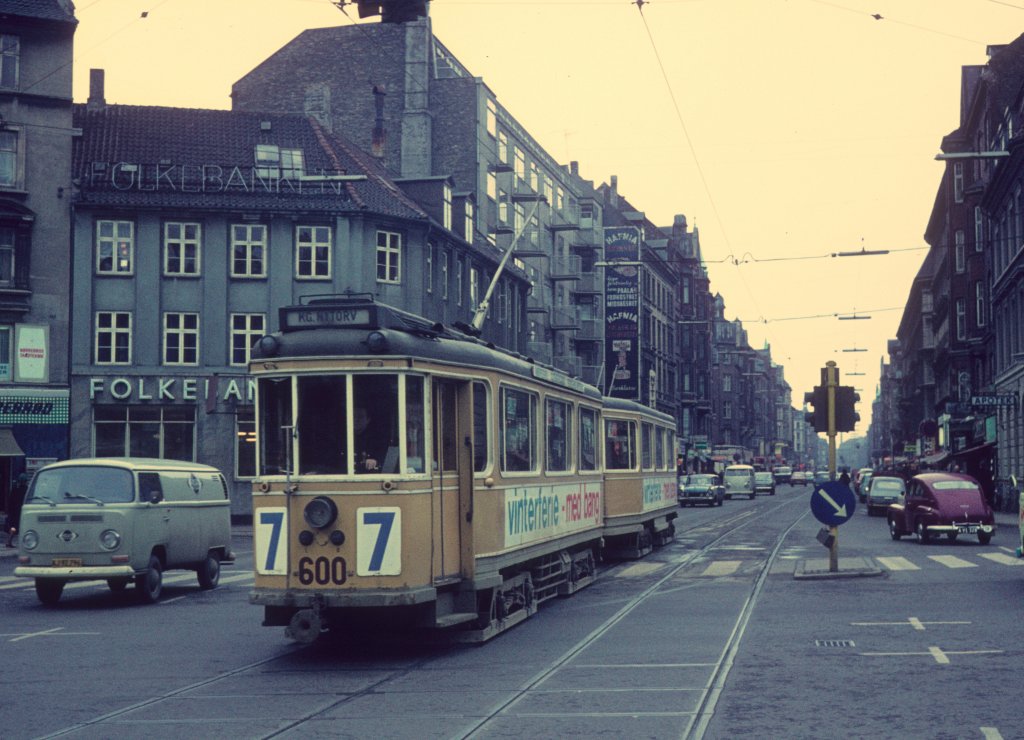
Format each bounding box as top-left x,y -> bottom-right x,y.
887,472 -> 995,545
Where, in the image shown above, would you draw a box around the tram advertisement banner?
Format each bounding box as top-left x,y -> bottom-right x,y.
503,482 -> 603,548
603,226 -> 641,400
642,476 -> 678,512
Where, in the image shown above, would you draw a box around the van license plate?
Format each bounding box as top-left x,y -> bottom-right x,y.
956,525 -> 977,535
52,558 -> 82,567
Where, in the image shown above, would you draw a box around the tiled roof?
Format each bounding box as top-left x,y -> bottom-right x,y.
72,104 -> 428,221
0,0 -> 76,23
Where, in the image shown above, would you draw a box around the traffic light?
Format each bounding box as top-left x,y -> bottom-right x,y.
804,386 -> 828,433
835,385 -> 860,432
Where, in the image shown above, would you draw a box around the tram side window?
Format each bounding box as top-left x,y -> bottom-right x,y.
605,419 -> 636,470
546,398 -> 572,472
473,381 -> 490,473
405,376 -> 425,474
501,386 -> 536,472
579,406 -> 598,472
641,422 -> 654,470
258,377 -> 293,476
655,426 -> 665,469
298,376 -> 347,474
352,375 -> 399,474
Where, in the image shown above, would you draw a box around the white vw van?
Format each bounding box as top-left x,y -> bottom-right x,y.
723,464 -> 756,500
15,458 -> 234,605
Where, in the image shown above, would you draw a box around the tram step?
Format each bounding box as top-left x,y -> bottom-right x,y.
434,612 -> 479,629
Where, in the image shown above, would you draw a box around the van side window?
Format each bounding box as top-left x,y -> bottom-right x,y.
138,472 -> 163,504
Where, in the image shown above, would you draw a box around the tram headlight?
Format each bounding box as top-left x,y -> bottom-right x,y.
99,529 -> 121,550
303,496 -> 338,529
21,530 -> 39,550
366,331 -> 389,353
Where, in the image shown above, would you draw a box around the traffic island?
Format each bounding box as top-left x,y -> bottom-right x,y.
793,557 -> 885,580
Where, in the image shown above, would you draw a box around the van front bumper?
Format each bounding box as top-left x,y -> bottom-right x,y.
14,565 -> 137,579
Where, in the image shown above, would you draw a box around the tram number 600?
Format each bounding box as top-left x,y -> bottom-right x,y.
297,556 -> 347,586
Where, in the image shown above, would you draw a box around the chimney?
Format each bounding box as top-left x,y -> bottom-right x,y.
570,161 -> 578,176
609,175 -> 618,207
673,214 -> 688,238
372,85 -> 386,159
87,69 -> 106,111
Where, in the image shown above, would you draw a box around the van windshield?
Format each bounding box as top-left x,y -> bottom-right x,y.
28,467 -> 135,505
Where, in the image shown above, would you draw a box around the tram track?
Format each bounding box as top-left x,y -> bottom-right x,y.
34,490 -> 811,740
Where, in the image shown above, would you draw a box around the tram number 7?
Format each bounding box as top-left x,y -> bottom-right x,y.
357,507 -> 402,576
255,507 -> 287,575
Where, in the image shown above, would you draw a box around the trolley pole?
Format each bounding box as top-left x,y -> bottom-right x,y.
825,361 -> 839,572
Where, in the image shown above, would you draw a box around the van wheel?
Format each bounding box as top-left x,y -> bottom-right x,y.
107,578 -> 130,593
136,555 -> 163,603
197,554 -> 221,590
35,579 -> 64,606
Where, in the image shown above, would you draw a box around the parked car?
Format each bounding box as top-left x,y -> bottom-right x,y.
723,464 -> 756,500
887,472 -> 995,545
864,475 -> 906,516
679,473 -> 725,507
754,471 -> 776,496
854,467 -> 874,502
791,471 -> 809,486
773,466 -> 793,485
813,470 -> 831,486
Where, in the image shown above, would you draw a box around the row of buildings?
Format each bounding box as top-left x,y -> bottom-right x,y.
0,0 -> 811,517
871,33 -> 1024,510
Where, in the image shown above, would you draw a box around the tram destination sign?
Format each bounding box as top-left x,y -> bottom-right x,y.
970,394 -> 1017,408
280,305 -> 374,331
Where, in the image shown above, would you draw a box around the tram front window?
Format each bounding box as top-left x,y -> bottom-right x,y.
352,375 -> 399,474
298,376 -> 348,474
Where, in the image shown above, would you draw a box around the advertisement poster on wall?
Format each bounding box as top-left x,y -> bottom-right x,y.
603,226 -> 641,400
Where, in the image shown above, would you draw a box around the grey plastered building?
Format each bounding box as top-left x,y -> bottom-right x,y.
0,0 -> 77,500
69,77 -> 524,517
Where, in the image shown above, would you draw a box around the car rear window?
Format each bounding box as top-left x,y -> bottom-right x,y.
932,480 -> 981,492
872,480 -> 904,492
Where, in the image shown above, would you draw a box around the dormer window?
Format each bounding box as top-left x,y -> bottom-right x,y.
464,200 -> 475,242
0,35 -> 19,89
443,183 -> 453,231
255,144 -> 304,179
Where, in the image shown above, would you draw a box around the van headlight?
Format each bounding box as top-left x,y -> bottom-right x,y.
304,496 -> 338,529
21,530 -> 39,550
99,529 -> 121,550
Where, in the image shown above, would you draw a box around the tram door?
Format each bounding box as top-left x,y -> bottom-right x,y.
432,379 -> 470,581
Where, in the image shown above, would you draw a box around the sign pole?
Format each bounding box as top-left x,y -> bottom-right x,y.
826,361 -> 839,572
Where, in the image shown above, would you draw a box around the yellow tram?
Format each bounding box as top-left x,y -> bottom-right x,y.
249,295 -> 677,642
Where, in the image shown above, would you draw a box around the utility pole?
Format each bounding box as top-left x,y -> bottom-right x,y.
825,360 -> 839,572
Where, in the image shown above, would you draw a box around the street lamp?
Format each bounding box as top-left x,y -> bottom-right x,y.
833,247 -> 890,257
841,347 -> 867,352
838,314 -> 871,321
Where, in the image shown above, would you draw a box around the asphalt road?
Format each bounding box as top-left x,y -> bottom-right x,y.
1,485 -> 1021,739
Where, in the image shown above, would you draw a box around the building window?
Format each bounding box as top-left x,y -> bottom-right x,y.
975,206 -> 984,252
96,220 -> 134,275
0,130 -> 17,187
230,313 -> 265,366
255,145 -> 304,180
296,225 -> 331,279
464,200 -> 475,242
443,183 -> 453,231
498,131 -> 509,163
376,230 -> 401,283
231,224 -> 266,278
486,99 -> 497,138
975,281 -> 985,327
236,411 -> 256,478
580,202 -> 594,229
93,405 -> 195,461
953,162 -> 964,203
723,374 -> 731,392
0,226 -> 14,285
955,230 -> 965,273
528,162 -> 539,192
164,222 -> 201,276
514,147 -> 525,184
498,190 -> 509,224
956,298 -> 966,341
440,251 -> 449,299
723,401 -> 732,420
0,35 -> 18,89
163,313 -> 199,365
487,171 -> 497,201
95,311 -> 132,364
456,257 -> 464,305
470,266 -> 479,308
426,242 -> 433,293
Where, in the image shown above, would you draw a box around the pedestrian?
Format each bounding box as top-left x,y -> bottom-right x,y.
6,472 -> 28,548
838,470 -> 851,488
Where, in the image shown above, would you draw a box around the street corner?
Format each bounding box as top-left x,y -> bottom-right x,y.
793,556 -> 886,581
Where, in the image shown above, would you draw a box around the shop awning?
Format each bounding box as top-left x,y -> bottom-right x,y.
0,428 -> 24,456
950,441 -> 995,460
920,450 -> 949,466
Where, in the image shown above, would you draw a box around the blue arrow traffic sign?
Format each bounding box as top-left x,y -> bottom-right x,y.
810,481 -> 857,526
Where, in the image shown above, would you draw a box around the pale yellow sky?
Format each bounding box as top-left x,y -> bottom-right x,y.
68,0 -> 1024,432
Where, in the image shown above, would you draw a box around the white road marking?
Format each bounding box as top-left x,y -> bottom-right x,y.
876,556 -> 919,571
701,560 -> 741,577
978,553 -> 1024,566
860,646 -> 1003,663
615,562 -> 665,578
981,727 -> 1004,740
851,617 -> 970,631
929,555 -> 978,569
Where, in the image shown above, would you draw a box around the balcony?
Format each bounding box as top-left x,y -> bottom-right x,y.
554,355 -> 582,378
572,271 -> 601,295
527,341 -> 552,365
549,306 -> 579,331
526,293 -> 549,314
550,253 -> 581,281
581,364 -> 603,388
577,318 -> 602,342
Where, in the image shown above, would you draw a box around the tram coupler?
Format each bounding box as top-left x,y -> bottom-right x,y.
285,596 -> 327,643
